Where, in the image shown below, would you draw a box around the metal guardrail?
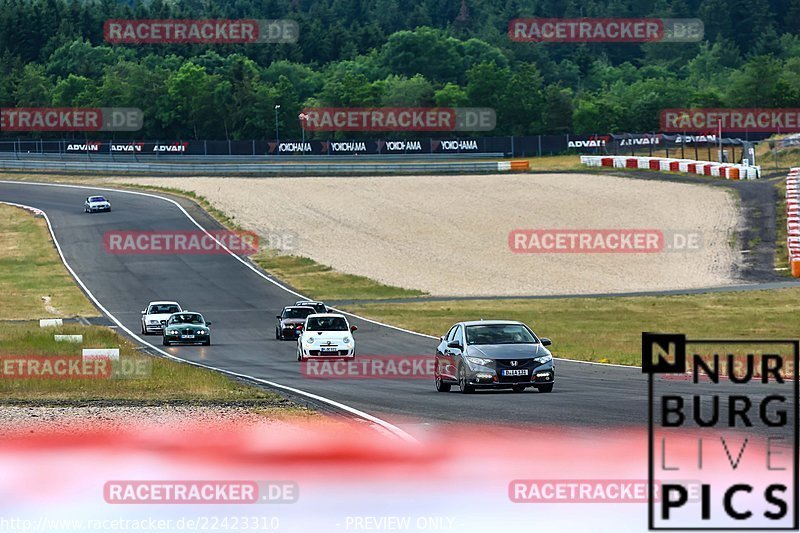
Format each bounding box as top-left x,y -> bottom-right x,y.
0,159 -> 506,175
0,152 -> 503,163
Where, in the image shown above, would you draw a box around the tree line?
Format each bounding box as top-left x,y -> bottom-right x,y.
1,0 -> 799,139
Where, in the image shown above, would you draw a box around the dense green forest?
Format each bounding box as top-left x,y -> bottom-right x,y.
1,0 -> 800,139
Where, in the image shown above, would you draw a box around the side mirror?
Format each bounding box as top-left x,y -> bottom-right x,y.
350,325 -> 358,332
276,315 -> 282,319
541,338 -> 552,346
447,340 -> 462,350
141,310 -> 146,314
439,336 -> 445,342
206,321 -> 212,326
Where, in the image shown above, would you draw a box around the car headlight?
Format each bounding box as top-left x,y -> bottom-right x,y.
534,355 -> 553,364
197,330 -> 206,335
466,356 -> 493,367
342,336 -> 351,344
167,330 -> 179,335
305,337 -> 314,344
148,320 -> 160,324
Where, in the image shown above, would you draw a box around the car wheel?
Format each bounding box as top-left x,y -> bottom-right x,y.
162,337 -> 170,346
141,322 -> 145,335
435,375 -> 451,393
535,384 -> 554,393
203,339 -> 211,346
512,384 -> 527,393
275,328 -> 280,340
458,365 -> 474,394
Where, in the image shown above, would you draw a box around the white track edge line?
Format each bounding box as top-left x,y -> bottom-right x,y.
0,196 -> 417,444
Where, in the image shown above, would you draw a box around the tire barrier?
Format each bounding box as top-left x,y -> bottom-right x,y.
786,168 -> 800,277
580,155 -> 760,180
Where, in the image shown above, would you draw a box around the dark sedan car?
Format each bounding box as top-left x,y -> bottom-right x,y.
294,300 -> 328,314
276,305 -> 316,340
434,320 -> 555,393
162,312 -> 212,346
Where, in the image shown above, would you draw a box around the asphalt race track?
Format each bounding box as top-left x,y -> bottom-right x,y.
1,180 -> 790,440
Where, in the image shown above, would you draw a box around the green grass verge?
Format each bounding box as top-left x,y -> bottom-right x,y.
0,204 -> 98,319
344,287 -> 800,366
252,251 -> 425,300
0,322 -> 283,402
0,202 -> 289,404
754,137 -> 800,173
522,155 -> 584,171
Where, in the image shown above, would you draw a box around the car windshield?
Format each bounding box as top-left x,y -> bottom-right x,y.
283,307 -> 314,319
298,303 -> 326,313
89,196 -> 106,202
465,324 -> 537,345
306,316 -> 348,332
149,304 -> 180,314
168,313 -> 204,325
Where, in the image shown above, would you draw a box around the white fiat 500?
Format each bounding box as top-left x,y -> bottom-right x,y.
296,313 -> 357,361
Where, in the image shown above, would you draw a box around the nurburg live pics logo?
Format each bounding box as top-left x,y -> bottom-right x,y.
643,332 -> 799,530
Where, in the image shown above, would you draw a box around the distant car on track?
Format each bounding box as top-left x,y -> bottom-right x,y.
84,195 -> 111,213
434,320 -> 555,394
294,300 -> 328,314
141,300 -> 182,335
276,305 -> 316,340
162,311 -> 212,346
296,313 -> 357,361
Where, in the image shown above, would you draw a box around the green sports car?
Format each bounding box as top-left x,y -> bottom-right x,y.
162,311 -> 212,346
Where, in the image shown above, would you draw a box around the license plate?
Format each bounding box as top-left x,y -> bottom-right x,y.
181,335 -> 195,339
320,346 -> 338,352
502,369 -> 528,376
